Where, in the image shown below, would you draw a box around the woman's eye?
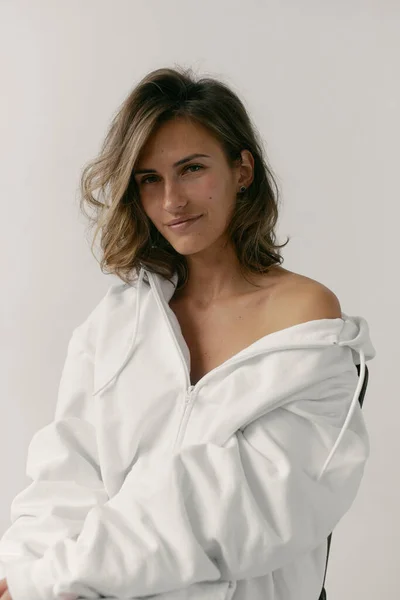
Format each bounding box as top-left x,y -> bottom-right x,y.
185,164 -> 203,173
141,175 -> 157,185
140,164 -> 203,185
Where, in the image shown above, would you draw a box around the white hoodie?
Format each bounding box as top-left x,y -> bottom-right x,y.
0,267 -> 376,600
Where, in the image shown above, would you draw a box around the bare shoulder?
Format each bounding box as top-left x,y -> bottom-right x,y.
267,268 -> 342,325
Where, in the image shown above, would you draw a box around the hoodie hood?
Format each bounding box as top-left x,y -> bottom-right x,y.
92,266 -> 376,399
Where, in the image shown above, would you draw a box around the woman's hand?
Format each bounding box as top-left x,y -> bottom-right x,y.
0,578 -> 12,599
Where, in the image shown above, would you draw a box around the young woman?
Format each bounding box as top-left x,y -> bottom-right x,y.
0,66 -> 376,600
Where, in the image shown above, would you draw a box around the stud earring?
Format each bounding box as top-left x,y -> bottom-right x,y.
239,185 -> 246,193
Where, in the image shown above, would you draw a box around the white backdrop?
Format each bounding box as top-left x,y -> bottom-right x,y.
0,1 -> 397,598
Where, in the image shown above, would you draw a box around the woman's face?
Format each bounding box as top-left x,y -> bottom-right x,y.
133,118 -> 252,256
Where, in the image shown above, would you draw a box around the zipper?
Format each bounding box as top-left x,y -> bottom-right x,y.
172,384 -> 196,452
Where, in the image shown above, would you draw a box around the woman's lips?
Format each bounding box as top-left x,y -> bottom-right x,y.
167,215 -> 203,231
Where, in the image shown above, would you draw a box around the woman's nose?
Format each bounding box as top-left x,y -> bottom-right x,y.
162,180 -> 187,210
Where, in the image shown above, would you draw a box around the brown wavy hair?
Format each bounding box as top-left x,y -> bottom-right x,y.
79,65 -> 290,292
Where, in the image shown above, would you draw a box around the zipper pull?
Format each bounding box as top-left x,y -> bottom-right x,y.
186,384 -> 195,402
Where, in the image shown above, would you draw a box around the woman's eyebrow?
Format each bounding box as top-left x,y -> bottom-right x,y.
134,153 -> 211,175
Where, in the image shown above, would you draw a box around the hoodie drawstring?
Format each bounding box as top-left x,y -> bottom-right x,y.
92,267 -> 144,397
317,346 -> 366,480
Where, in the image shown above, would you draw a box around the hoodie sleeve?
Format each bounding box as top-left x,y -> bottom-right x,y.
0,324 -> 109,595
6,351 -> 370,600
